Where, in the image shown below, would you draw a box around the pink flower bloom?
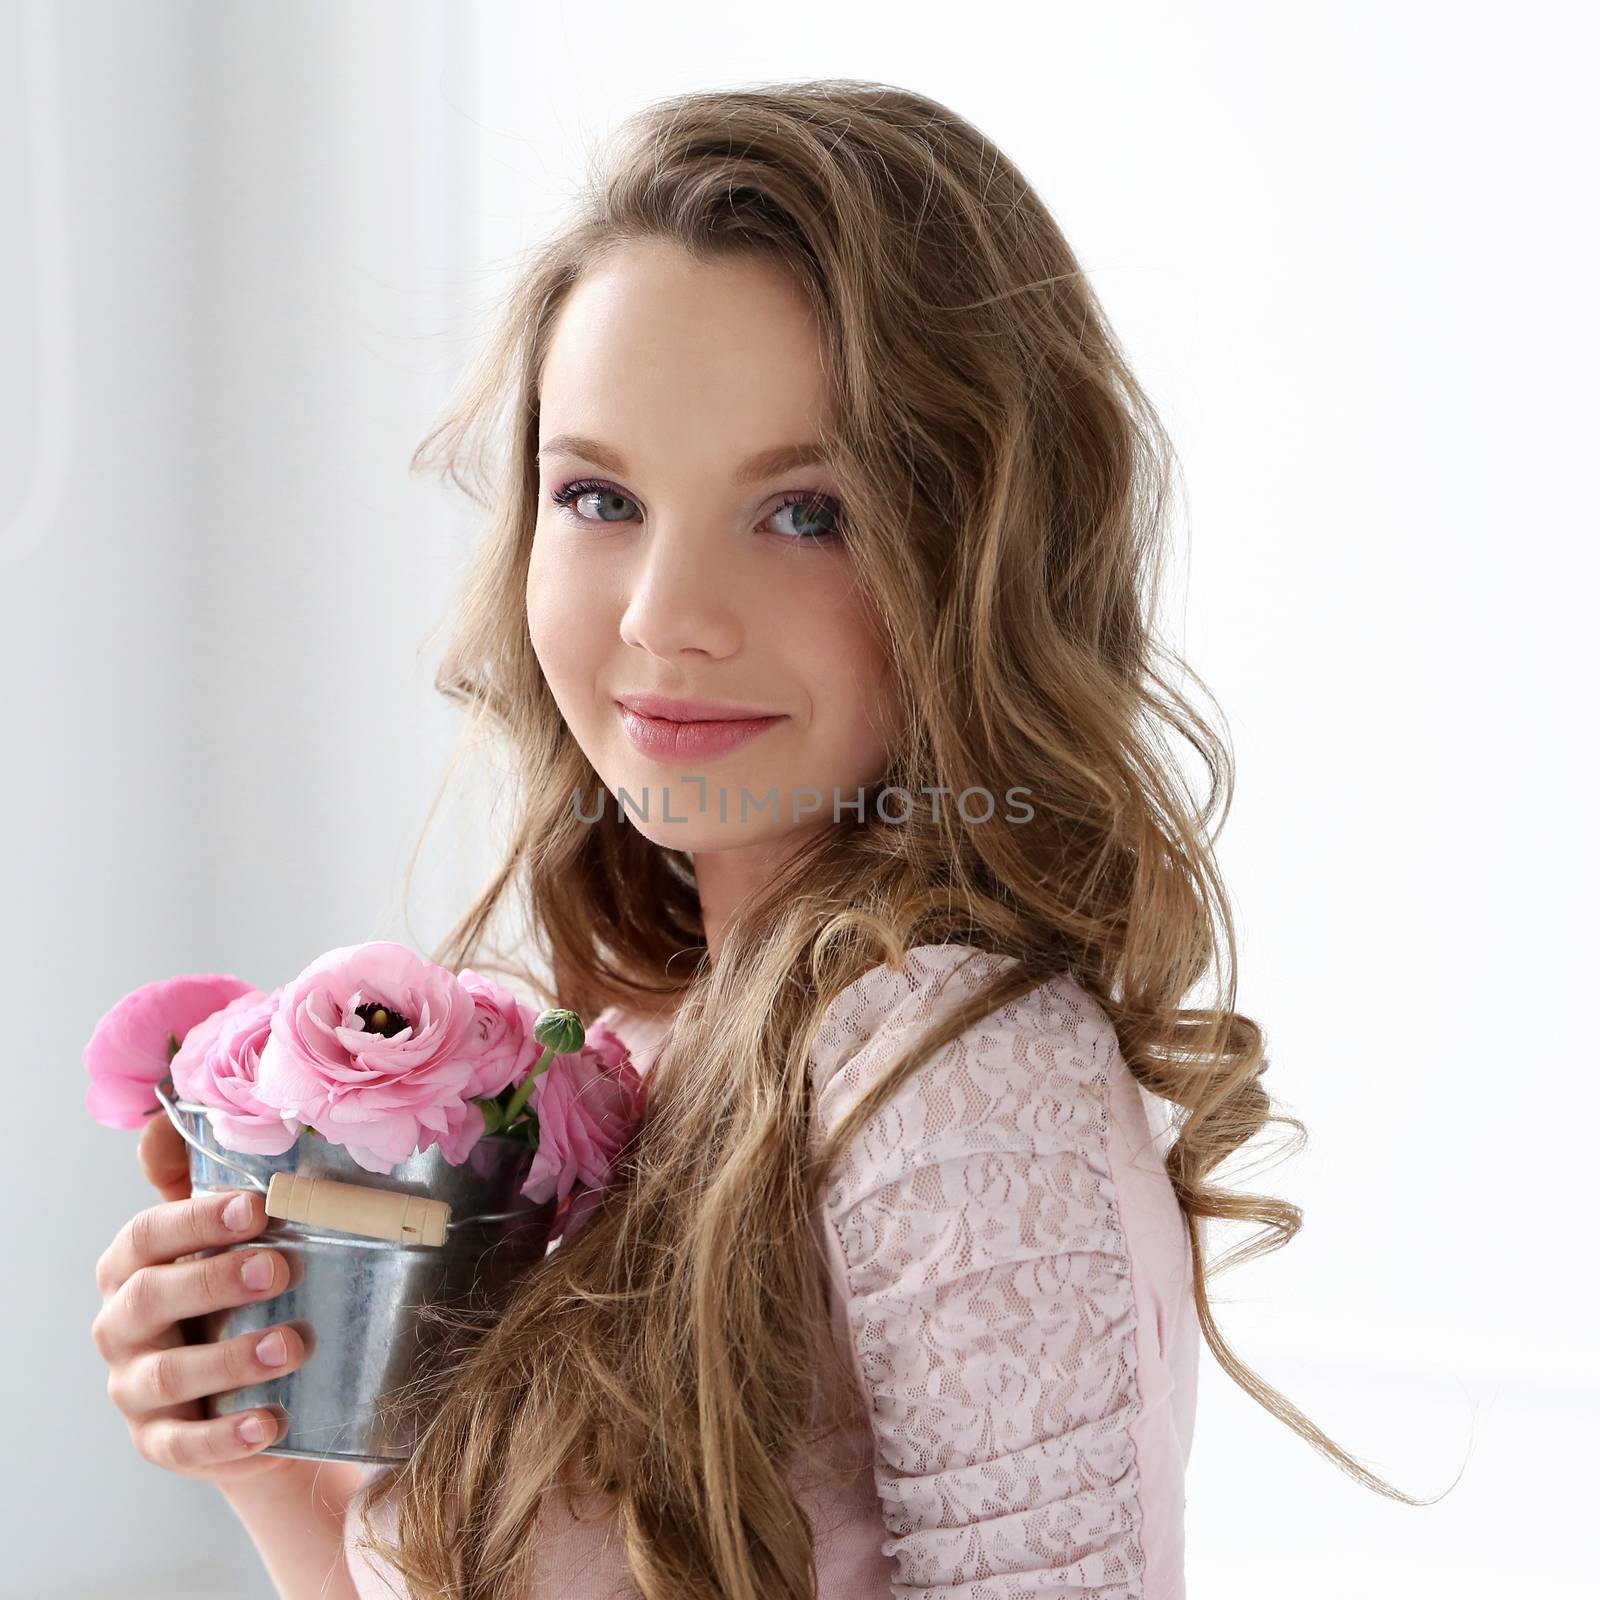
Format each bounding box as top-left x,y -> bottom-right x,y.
582,1020 -> 632,1078
431,1097 -> 488,1166
169,988 -> 302,1155
83,973 -> 258,1130
455,969 -> 546,1101
520,1021 -> 647,1231
253,941 -> 481,1174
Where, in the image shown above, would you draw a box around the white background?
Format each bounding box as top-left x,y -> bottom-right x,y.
3,2 -> 1594,1596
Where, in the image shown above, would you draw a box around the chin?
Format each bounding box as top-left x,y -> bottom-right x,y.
634,815 -> 795,855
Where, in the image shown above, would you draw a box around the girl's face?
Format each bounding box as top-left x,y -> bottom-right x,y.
527,239 -> 901,862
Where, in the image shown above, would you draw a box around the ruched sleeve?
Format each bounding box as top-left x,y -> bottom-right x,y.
810,943 -> 1176,1599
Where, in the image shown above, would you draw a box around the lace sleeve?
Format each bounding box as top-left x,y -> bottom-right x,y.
811,945 -> 1151,1599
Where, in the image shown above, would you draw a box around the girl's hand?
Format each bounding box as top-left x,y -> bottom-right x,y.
90,1112 -> 307,1486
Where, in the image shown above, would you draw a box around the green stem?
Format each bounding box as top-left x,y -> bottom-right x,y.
500,1059 -> 544,1128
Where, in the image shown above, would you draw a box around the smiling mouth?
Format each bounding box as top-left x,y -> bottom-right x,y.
615,702 -> 787,762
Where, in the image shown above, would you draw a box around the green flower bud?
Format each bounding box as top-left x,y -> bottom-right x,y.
532,1007 -> 585,1055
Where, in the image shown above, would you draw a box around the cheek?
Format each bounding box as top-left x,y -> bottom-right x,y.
526,533 -> 598,692
525,553 -> 554,671
808,598 -> 902,771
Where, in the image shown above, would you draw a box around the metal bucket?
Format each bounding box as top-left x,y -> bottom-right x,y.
155,1081 -> 558,1464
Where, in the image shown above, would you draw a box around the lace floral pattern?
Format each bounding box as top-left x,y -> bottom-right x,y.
811,944 -> 1149,1598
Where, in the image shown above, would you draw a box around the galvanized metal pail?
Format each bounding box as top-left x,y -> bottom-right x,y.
155,1080 -> 557,1464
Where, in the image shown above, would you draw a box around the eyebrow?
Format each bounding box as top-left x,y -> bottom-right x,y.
537,434 -> 830,487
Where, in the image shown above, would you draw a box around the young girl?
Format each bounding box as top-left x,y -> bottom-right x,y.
97,77 -> 1425,1600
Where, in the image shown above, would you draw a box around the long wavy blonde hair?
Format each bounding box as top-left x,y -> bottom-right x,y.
354,77 -> 1444,1600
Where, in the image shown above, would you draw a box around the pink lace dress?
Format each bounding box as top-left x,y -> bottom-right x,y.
344,943 -> 1199,1598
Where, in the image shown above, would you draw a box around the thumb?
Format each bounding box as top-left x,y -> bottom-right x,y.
137,1110 -> 191,1204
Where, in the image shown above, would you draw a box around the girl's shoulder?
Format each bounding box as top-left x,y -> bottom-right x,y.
808,940 -> 1125,1144
594,943 -> 1164,1159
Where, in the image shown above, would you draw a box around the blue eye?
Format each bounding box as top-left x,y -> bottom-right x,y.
769,491 -> 844,542
550,480 -> 638,524
549,479 -> 844,542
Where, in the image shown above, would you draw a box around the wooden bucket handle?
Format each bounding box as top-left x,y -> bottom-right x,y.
263,1171 -> 452,1247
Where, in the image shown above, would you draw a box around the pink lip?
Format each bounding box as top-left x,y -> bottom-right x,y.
615,693 -> 781,722
615,698 -> 786,763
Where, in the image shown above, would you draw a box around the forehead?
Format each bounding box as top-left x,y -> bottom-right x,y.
538,241 -> 830,465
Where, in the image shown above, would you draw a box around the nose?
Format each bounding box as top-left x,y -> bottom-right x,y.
618,524 -> 744,662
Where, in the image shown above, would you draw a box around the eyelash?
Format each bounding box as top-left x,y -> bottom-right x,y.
548,478 -> 845,542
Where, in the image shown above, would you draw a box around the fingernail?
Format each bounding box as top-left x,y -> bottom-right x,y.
241,1253 -> 274,1290
237,1416 -> 266,1445
222,1195 -> 253,1232
255,1330 -> 288,1367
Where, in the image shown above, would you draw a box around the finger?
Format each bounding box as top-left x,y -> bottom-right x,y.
96,1189 -> 266,1300
136,1406 -> 286,1470
138,1113 -> 191,1204
102,1246 -> 287,1357
116,1323 -> 304,1414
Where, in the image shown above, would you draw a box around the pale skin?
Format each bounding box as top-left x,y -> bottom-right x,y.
527,238 -> 904,962
86,241 -> 901,1589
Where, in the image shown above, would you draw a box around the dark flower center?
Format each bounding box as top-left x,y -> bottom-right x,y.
355,1001 -> 411,1038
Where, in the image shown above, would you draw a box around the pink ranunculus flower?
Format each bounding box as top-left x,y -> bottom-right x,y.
253,940 -> 481,1174
581,1019 -> 632,1078
520,1020 -> 647,1236
432,1097 -> 489,1166
169,987 -> 302,1155
455,969 -> 546,1101
84,972 -> 259,1130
